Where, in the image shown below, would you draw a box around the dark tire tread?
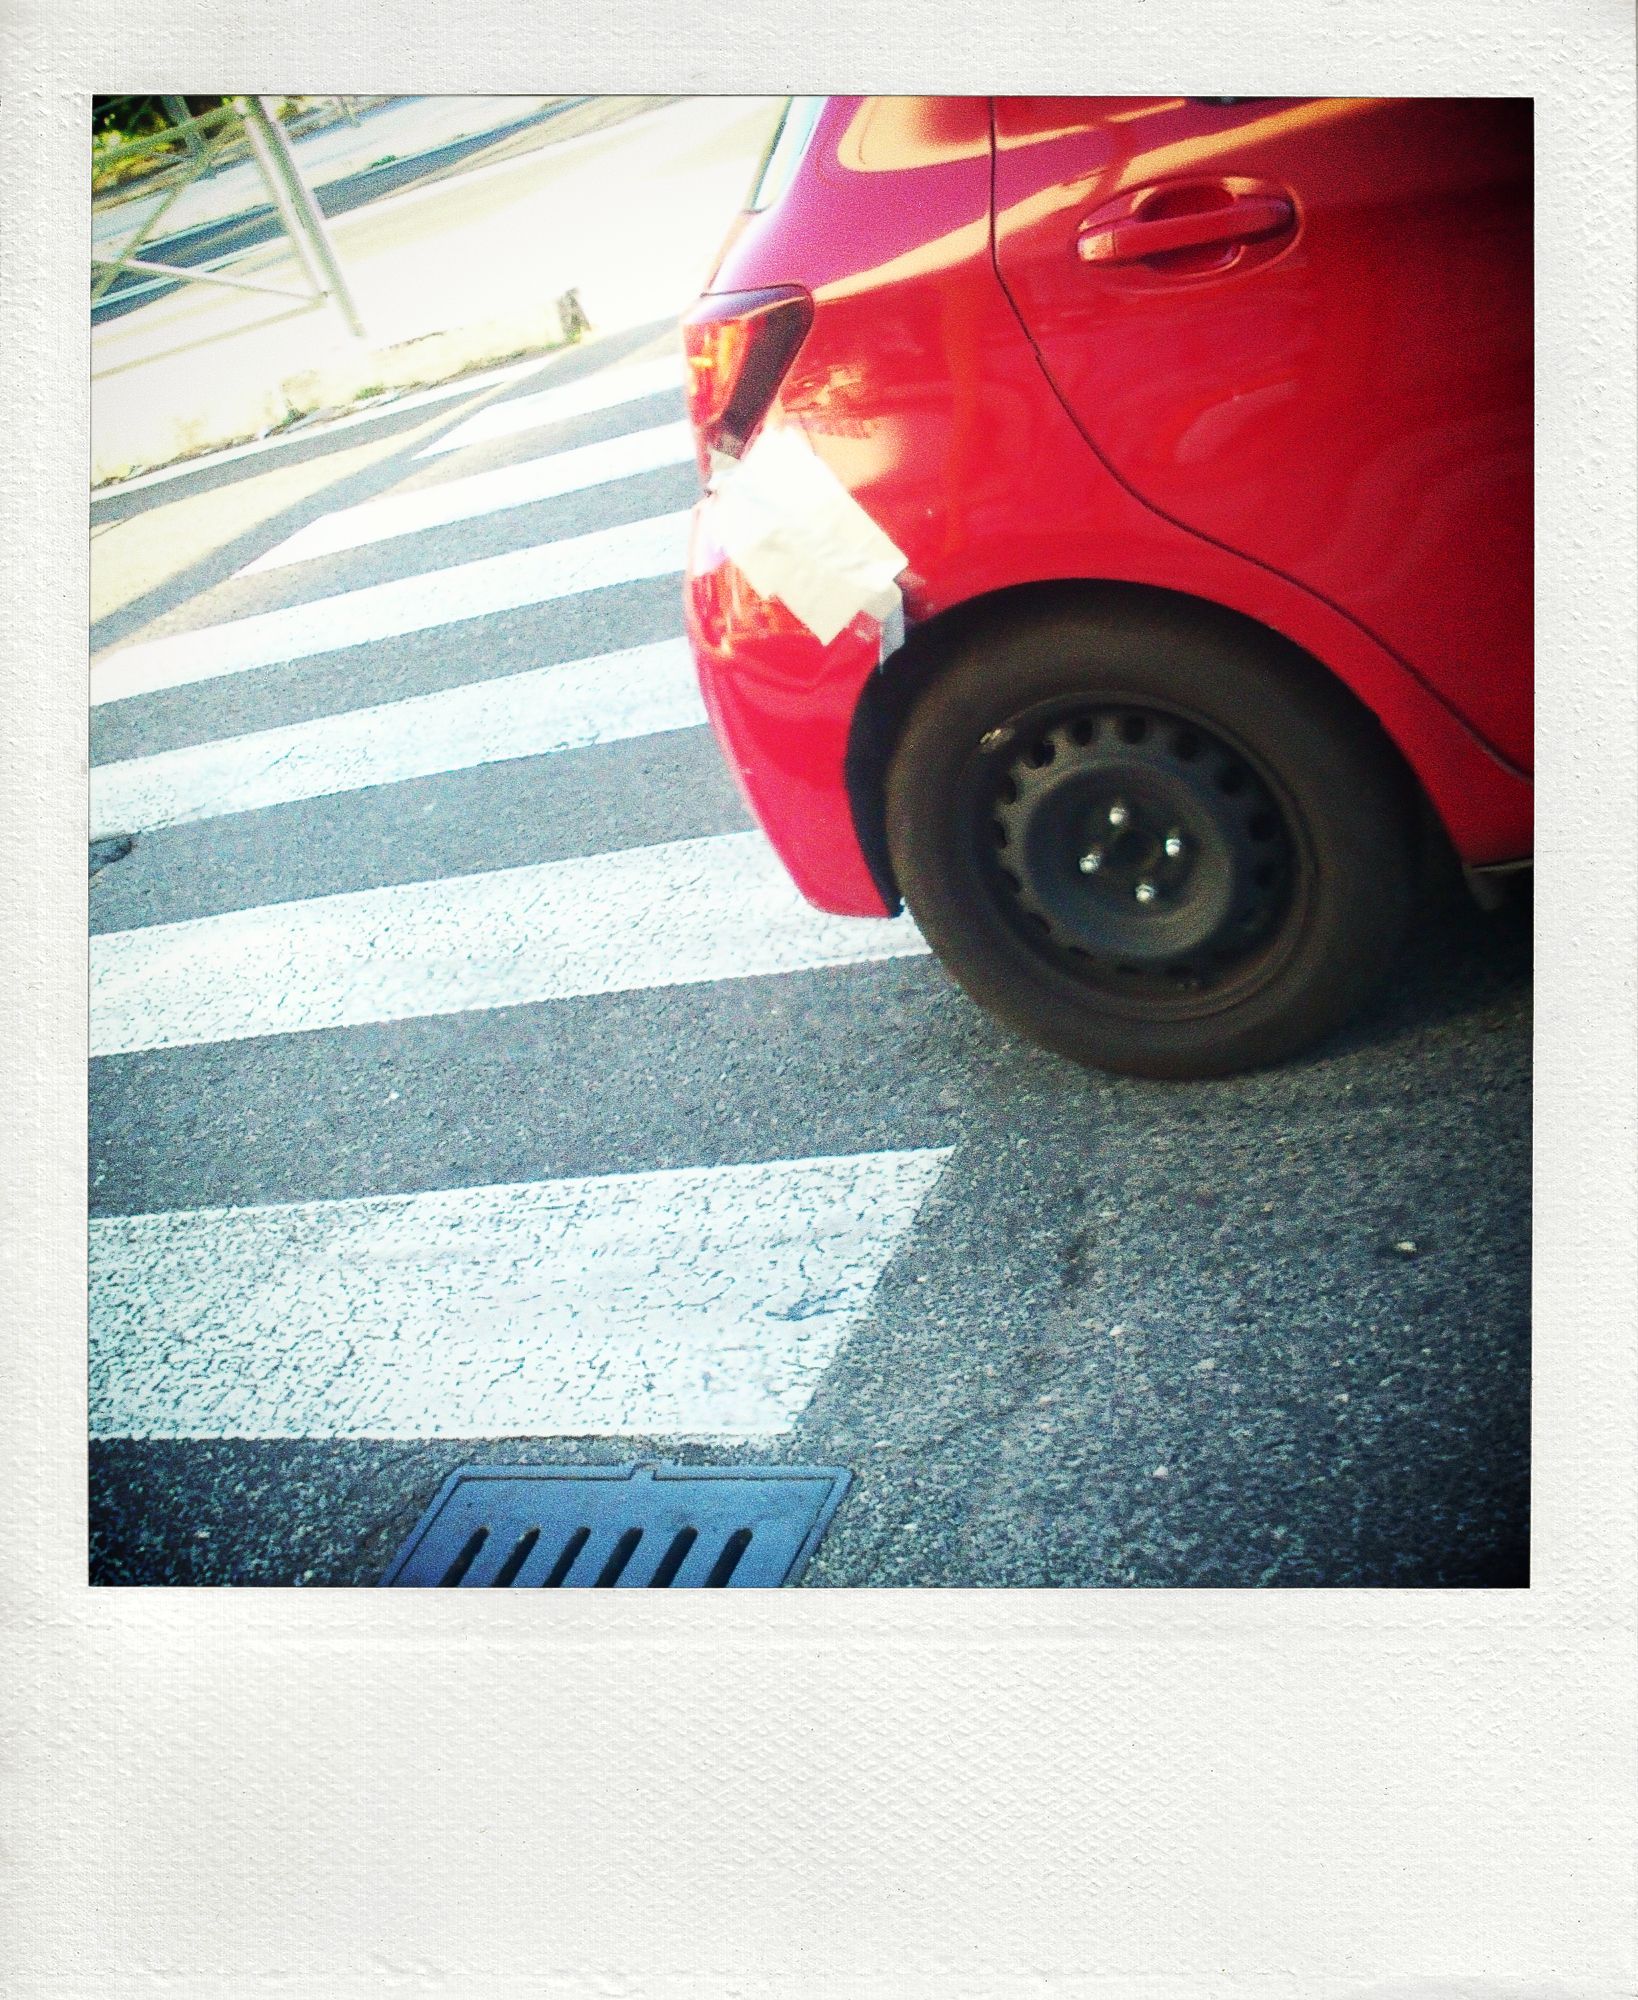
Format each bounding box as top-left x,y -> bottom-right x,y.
884,601 -> 1417,1078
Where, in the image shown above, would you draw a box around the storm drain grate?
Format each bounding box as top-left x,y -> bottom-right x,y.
381,1463 -> 852,1588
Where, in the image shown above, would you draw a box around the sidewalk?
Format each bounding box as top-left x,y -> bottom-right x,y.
91,96 -> 783,486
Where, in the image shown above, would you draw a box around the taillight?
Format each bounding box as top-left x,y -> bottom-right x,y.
681,286 -> 813,483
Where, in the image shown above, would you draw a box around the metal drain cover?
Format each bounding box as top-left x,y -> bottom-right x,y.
381,1463 -> 852,1588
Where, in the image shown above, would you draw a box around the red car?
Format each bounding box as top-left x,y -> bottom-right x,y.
682,97 -> 1532,1077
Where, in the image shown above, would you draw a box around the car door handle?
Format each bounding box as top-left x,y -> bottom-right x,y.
1077,194 -> 1294,266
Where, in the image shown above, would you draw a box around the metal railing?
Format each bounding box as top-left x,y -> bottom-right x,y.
92,97 -> 367,336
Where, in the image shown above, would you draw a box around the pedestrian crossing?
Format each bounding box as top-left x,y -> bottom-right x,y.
92,509 -> 694,706
92,831 -> 927,1056
90,636 -> 706,836
89,339 -> 948,1504
242,422 -> 694,574
415,353 -> 687,457
90,1150 -> 950,1440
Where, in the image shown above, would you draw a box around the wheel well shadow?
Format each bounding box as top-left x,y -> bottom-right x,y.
845,577 -> 1437,915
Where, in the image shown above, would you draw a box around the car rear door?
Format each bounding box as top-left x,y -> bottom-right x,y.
991,96 -> 1532,771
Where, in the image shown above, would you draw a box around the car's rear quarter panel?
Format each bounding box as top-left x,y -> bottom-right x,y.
687,96 -> 1532,918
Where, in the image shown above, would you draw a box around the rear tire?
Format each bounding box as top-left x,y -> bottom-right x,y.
884,600 -> 1417,1078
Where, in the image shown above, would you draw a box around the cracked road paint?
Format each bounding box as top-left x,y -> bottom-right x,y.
91,637 -> 705,837
90,1149 -> 952,1439
91,829 -> 929,1055
90,508 -> 692,706
242,421 -> 695,574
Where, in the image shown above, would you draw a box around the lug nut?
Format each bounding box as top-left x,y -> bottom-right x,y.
1163,832 -> 1184,859
1107,801 -> 1130,829
1134,881 -> 1158,905
1077,847 -> 1104,875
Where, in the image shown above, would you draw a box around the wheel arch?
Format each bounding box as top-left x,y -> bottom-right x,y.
845,577 -> 1443,914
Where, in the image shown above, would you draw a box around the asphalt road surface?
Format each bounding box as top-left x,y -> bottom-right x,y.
89,325 -> 1532,1587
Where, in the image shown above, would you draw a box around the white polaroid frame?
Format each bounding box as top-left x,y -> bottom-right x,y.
3,10 -> 1634,1996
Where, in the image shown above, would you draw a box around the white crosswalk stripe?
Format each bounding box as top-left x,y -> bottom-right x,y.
91,508 -> 692,706
91,830 -> 929,1056
89,1149 -> 951,1440
91,638 -> 705,837
417,355 -> 687,458
91,354 -> 942,1477
242,422 -> 695,574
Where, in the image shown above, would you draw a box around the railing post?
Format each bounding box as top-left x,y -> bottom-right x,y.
161,96 -> 206,162
240,96 -> 368,339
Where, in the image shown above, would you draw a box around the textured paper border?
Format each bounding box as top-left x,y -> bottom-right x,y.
3,14 -> 1634,1997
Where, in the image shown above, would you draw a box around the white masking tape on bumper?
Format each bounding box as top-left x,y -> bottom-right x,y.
708,426 -> 908,647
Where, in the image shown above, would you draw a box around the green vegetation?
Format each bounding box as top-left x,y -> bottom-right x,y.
92,95 -> 227,142
91,97 -> 325,195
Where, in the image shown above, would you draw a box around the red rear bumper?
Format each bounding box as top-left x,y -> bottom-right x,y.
684,500 -> 894,918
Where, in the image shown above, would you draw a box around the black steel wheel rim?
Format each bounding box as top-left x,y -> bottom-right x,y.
970,699 -> 1305,1014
